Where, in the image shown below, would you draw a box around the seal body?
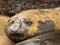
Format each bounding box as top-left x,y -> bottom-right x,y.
5,8 -> 60,42
0,16 -> 14,45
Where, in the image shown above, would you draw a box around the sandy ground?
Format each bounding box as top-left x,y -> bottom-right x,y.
0,0 -> 60,17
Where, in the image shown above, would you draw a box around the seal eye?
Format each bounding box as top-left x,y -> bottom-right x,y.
8,20 -> 15,25
25,20 -> 33,26
8,19 -> 11,22
10,21 -> 14,24
23,19 -> 33,26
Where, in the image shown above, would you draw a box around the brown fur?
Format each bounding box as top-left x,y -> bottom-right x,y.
5,8 -> 60,43
0,16 -> 14,45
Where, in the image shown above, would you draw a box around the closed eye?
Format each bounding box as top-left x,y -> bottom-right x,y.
7,19 -> 14,27
8,19 -> 11,22
8,17 -> 18,25
8,20 -> 14,27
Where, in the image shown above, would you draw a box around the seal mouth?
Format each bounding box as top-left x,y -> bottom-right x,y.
9,27 -> 28,37
10,32 -> 25,37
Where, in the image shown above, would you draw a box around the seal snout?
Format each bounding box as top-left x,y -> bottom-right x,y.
8,19 -> 28,36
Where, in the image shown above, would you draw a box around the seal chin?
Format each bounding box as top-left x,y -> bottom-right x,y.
9,33 -> 26,43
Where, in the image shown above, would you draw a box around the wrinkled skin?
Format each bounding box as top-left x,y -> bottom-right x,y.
5,8 -> 60,45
